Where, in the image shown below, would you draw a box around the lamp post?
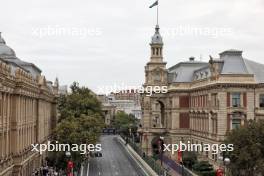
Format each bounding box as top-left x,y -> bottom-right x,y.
159,136 -> 164,166
66,151 -> 74,176
177,149 -> 184,176
218,152 -> 230,176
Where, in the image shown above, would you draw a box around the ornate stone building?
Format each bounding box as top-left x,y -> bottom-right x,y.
139,25 -> 264,165
98,91 -> 142,125
110,90 -> 142,119
0,33 -> 58,175
97,94 -> 116,125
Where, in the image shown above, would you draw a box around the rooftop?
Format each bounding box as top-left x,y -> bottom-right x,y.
168,50 -> 264,83
0,33 -> 42,77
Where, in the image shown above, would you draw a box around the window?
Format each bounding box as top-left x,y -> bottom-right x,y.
232,93 -> 241,107
212,153 -> 217,161
260,94 -> 264,108
211,93 -> 218,107
232,119 -> 241,129
154,116 -> 159,124
211,117 -> 217,134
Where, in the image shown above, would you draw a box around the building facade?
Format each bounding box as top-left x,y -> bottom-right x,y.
109,91 -> 142,119
110,90 -> 141,106
98,91 -> 142,125
0,33 -> 58,176
139,25 -> 264,165
97,94 -> 116,125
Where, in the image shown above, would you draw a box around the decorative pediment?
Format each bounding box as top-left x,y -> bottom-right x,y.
38,75 -> 46,86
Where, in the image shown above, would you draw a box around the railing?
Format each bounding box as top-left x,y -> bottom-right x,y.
121,134 -> 197,176
121,135 -> 171,176
161,155 -> 195,176
131,142 -> 169,176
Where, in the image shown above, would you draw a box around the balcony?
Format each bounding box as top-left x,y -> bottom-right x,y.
148,127 -> 168,134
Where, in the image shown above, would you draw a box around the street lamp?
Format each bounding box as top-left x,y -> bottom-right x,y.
66,151 -> 74,176
218,152 -> 230,176
65,151 -> 71,158
159,136 -> 164,166
224,158 -> 230,165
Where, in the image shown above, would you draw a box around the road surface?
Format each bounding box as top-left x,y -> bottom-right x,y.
82,135 -> 147,176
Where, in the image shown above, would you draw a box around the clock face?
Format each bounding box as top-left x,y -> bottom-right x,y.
153,71 -> 161,82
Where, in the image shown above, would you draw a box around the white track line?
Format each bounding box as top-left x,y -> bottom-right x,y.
86,162 -> 90,176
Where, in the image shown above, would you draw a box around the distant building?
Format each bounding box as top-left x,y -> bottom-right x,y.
97,94 -> 116,125
0,33 -> 59,176
59,85 -> 68,95
110,91 -> 142,119
110,90 -> 141,106
97,91 -> 142,125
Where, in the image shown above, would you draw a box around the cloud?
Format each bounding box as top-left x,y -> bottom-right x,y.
0,0 -> 263,90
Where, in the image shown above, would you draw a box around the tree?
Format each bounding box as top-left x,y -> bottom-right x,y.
49,82 -> 104,171
193,161 -> 215,176
112,111 -> 138,135
183,151 -> 197,169
225,120 -> 264,175
58,82 -> 103,120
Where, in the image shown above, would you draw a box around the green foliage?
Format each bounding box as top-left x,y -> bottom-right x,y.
196,170 -> 216,176
193,161 -> 214,172
193,161 -> 215,176
58,82 -> 102,120
112,111 -> 138,135
49,82 -> 104,171
225,120 -> 264,175
183,151 -> 197,169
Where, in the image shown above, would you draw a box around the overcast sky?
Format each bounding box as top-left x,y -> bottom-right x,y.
1,0 -> 264,93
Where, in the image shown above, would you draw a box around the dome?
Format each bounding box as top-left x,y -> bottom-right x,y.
0,33 -> 16,57
151,25 -> 163,44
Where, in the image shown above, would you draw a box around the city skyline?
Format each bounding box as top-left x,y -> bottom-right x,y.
1,0 -> 264,92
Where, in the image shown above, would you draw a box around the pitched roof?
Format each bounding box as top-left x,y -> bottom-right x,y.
219,49 -> 264,83
244,59 -> 264,83
168,49 -> 264,83
168,61 -> 208,82
220,50 -> 249,74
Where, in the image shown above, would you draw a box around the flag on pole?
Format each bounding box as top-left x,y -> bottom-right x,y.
149,0 -> 158,8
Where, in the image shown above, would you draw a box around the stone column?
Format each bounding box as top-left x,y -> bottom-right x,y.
208,113 -> 212,134
171,96 -> 179,129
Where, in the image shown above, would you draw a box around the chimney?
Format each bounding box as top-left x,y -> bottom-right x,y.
189,57 -> 195,61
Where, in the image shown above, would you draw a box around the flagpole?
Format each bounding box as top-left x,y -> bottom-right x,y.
157,0 -> 159,25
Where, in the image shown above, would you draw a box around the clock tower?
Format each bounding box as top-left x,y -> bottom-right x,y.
144,25 -> 167,86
